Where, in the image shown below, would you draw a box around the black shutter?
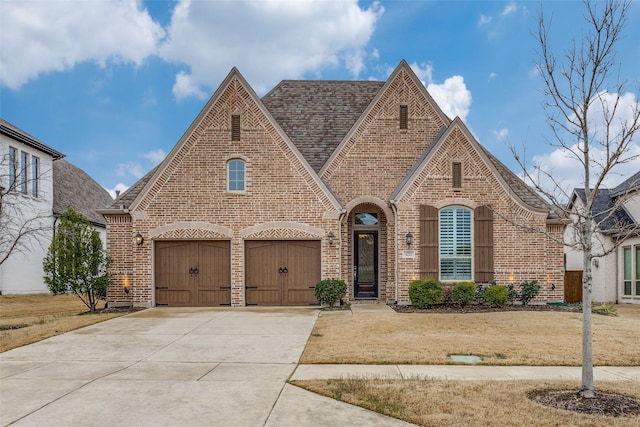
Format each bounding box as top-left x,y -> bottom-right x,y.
420,205 -> 439,279
474,205 -> 494,282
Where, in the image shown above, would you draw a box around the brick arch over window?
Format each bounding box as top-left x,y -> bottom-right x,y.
419,204 -> 494,282
345,196 -> 394,222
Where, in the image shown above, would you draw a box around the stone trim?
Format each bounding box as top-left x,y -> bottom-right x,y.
149,221 -> 233,239
241,221 -> 324,239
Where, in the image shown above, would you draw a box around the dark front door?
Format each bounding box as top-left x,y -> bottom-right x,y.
354,231 -> 378,298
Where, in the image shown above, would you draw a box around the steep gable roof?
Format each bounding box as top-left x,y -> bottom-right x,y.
112,67 -> 343,213
262,80 -> 384,172
0,118 -> 64,159
319,60 -> 451,177
571,171 -> 640,235
53,159 -> 113,227
391,117 -> 556,220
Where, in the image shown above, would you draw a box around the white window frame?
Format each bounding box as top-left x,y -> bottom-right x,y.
31,156 -> 39,197
8,146 -> 18,191
439,206 -> 473,281
20,151 -> 28,194
227,159 -> 245,192
623,245 -> 640,297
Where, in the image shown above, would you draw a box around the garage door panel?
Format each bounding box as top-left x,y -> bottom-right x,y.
245,240 -> 320,306
245,241 -> 282,305
155,240 -> 230,306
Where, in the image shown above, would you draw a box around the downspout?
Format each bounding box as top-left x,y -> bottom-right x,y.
338,209 -> 346,279
390,200 -> 399,304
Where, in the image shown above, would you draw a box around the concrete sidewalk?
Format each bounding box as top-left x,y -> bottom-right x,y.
292,364 -> 640,381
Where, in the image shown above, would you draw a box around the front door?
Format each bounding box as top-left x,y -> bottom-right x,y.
354,231 -> 378,298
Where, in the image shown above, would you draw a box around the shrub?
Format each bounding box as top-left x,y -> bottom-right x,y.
409,278 -> 443,307
315,279 -> 347,307
484,285 -> 508,308
475,283 -> 487,304
507,283 -> 519,305
451,282 -> 476,307
518,280 -> 540,306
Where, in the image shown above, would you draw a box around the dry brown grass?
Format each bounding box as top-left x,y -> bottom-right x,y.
0,294 -> 125,352
300,305 -> 640,365
293,379 -> 640,426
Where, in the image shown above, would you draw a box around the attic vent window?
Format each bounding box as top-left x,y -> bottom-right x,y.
452,162 -> 462,189
399,105 -> 408,130
231,114 -> 240,141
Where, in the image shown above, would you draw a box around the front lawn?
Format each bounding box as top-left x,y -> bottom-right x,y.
300,305 -> 640,366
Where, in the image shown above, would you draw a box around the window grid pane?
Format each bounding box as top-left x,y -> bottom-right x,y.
31,157 -> 39,197
9,147 -> 17,189
20,152 -> 28,193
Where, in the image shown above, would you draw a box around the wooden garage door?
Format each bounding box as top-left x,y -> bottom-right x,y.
245,240 -> 320,306
155,241 -> 230,307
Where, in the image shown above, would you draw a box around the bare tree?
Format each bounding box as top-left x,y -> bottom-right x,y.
513,0 -> 639,398
0,154 -> 52,267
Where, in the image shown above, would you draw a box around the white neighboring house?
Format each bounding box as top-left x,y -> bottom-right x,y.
0,118 -> 113,294
564,172 -> 640,305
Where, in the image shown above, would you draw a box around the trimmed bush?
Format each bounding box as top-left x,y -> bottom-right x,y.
451,282 -> 476,307
518,280 -> 541,306
484,285 -> 508,308
409,278 -> 443,307
315,279 -> 347,307
507,283 -> 519,305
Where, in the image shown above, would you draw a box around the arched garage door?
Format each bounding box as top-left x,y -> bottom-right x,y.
245,240 -> 320,306
155,241 -> 231,306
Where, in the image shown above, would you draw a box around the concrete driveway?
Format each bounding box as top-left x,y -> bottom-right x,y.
0,307 -> 411,427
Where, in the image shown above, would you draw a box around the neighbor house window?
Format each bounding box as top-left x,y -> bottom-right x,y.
440,206 -> 472,281
8,147 -> 17,190
227,159 -> 245,191
623,246 -> 640,296
31,156 -> 39,197
20,151 -> 28,193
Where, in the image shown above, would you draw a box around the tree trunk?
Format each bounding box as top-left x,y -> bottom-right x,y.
580,220 -> 595,398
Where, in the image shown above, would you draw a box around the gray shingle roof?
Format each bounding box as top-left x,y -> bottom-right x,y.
53,159 -> 113,227
107,164 -> 159,209
261,80 -> 385,172
611,171 -> 640,196
1,118 -> 64,159
573,188 -> 635,234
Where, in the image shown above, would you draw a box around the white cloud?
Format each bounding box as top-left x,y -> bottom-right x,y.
489,72 -> 497,80
478,14 -> 492,25
143,149 -> 167,165
410,62 -> 472,121
0,0 -> 165,90
428,76 -> 472,122
106,183 -> 130,200
172,71 -> 207,99
160,0 -> 384,98
492,128 -> 509,140
115,162 -> 145,179
501,3 -> 517,17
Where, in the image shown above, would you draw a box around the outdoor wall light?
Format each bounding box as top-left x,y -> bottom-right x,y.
551,283 -> 556,290
405,232 -> 413,246
328,232 -> 335,245
123,275 -> 131,294
592,258 -> 599,268
134,232 -> 144,246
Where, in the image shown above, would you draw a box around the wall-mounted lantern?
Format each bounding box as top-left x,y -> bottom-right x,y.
327,232 -> 335,245
134,232 -> 144,246
405,232 -> 413,246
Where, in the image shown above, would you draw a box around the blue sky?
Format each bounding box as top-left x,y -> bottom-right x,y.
1,0 -> 639,198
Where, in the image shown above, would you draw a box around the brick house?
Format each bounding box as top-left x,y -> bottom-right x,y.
101,61 -> 565,307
